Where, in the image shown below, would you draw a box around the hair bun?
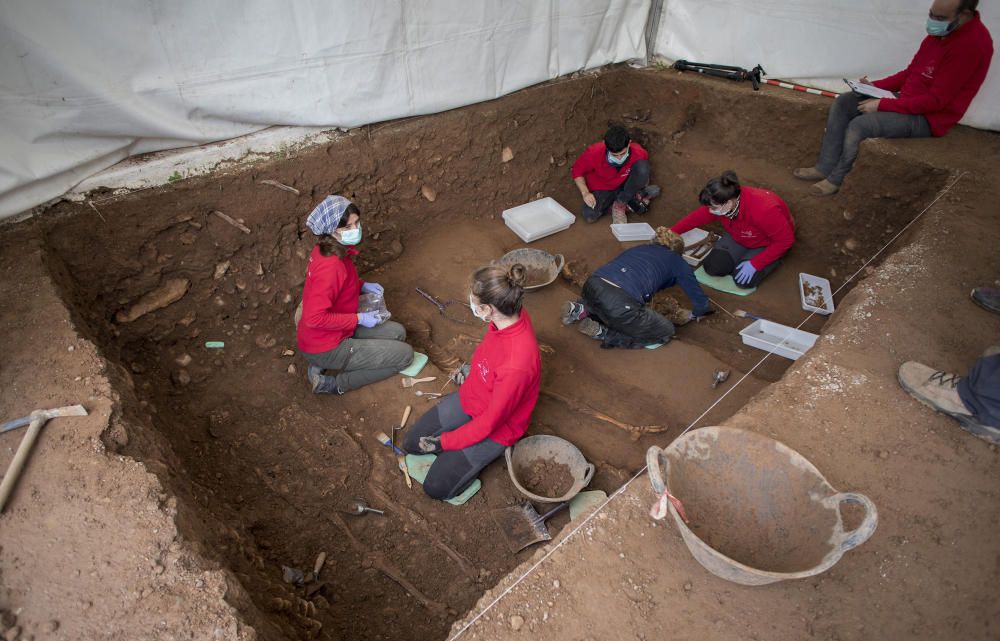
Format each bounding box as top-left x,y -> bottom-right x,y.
720,170 -> 739,185
507,263 -> 527,288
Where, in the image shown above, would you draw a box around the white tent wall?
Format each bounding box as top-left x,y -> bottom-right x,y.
652,0 -> 999,131
0,0 -> 651,221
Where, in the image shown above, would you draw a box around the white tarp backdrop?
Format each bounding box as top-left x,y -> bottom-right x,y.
0,0 -> 651,220
653,0 -> 999,131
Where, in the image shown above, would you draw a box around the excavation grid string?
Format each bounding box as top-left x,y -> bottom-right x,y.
446,170 -> 967,641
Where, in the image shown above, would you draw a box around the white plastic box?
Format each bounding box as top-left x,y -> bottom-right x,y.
610,222 -> 655,242
679,227 -> 713,267
799,273 -> 835,315
739,319 -> 819,361
502,197 -> 576,243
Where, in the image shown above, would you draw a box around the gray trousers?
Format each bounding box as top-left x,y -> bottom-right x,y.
702,232 -> 781,288
816,92 -> 931,186
959,353 -> 1000,429
403,392 -> 506,500
301,321 -> 413,393
582,159 -> 651,222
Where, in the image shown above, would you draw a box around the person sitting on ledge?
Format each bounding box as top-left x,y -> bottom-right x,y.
571,124 -> 660,225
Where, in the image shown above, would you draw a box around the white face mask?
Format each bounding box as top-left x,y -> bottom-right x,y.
469,295 -> 491,322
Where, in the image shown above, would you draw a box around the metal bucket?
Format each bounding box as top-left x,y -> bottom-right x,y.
646,427 -> 878,586
506,435 -> 595,503
492,248 -> 565,291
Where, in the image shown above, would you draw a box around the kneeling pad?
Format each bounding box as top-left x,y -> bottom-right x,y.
694,266 -> 757,296
404,453 -> 482,506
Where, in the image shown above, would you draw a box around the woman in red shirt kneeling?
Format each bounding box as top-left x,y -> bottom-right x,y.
403,264 -> 541,501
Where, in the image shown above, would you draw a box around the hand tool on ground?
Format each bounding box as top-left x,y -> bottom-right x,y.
734,309 -> 764,321
0,404 -> 88,512
375,429 -> 412,489
401,376 -> 436,388
712,368 -> 731,389
415,286 -> 469,323
390,406 -> 413,488
492,501 -> 570,553
708,297 -> 738,319
346,498 -> 385,516
415,390 -> 442,399
673,60 -> 764,90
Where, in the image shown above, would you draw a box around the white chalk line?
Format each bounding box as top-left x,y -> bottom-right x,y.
446,171 -> 966,641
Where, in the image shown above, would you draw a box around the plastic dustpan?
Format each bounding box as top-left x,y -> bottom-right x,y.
399,352 -> 428,377
694,267 -> 756,296
405,453 -> 481,506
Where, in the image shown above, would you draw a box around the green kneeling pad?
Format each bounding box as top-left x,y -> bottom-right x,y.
405,453 -> 482,506
694,266 -> 757,296
399,351 -> 429,377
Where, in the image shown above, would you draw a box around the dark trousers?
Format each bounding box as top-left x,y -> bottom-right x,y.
402,393 -> 506,500
301,321 -> 413,393
959,353 -> 1000,429
582,159 -> 651,223
702,232 -> 781,289
582,275 -> 675,349
816,92 -> 931,186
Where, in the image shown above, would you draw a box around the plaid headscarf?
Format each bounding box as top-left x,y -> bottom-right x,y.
306,195 -> 352,235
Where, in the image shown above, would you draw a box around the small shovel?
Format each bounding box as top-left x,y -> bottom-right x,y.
492,501 -> 569,553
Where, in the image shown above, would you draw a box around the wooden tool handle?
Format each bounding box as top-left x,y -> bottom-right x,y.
0,415 -> 45,512
399,405 -> 412,428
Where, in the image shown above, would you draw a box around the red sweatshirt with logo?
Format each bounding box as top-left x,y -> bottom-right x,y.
571,141 -> 649,192
440,310 -> 541,451
670,187 -> 795,271
296,245 -> 363,354
873,12 -> 993,136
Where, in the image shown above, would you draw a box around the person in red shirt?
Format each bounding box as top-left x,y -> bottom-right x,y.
297,195 -> 413,395
403,264 -> 541,501
671,171 -> 795,289
795,0 -> 992,196
571,125 -> 660,224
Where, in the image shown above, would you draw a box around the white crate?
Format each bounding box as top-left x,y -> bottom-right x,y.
799,273 -> 835,315
502,197 -> 576,243
739,319 -> 818,361
610,222 -> 655,241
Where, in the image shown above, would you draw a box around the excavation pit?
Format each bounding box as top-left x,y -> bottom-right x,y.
28,67 -> 947,640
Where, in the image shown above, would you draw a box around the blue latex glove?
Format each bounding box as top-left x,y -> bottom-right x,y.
357,311 -> 381,328
361,282 -> 384,296
734,261 -> 757,285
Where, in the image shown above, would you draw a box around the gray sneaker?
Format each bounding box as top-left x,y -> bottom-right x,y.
560,301 -> 586,325
971,287 -> 1000,314
898,361 -> 999,444
308,365 -> 342,395
577,318 -> 607,340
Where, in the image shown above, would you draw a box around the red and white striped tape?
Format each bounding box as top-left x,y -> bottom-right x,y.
764,78 -> 839,99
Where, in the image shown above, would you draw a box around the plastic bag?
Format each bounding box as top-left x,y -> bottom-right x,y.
358,293 -> 391,324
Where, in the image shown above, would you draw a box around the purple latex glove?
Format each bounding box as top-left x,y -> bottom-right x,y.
357,311 -> 381,328
361,282 -> 384,296
734,261 -> 757,285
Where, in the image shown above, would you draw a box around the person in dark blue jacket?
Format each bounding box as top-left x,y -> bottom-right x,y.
561,227 -> 712,349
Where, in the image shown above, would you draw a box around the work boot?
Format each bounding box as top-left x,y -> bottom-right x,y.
560,300 -> 586,325
897,361 -> 999,444
810,179 -> 839,196
577,318 -> 607,340
308,365 -> 342,395
971,287 -> 1000,314
793,167 -> 825,181
610,201 -> 628,225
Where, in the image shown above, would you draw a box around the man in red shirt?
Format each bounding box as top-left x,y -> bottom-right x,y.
795,0 -> 993,196
571,125 -> 660,224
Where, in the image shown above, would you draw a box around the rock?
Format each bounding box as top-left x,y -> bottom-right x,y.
552,579 -> 560,589
281,349 -> 295,357
116,278 -> 191,323
176,353 -> 193,367
178,312 -> 197,327
389,238 -> 404,258
256,262 -> 265,276
509,615 -> 524,631
501,146 -> 514,163
843,238 -> 859,251
213,261 -> 231,280
879,450 -> 890,460
283,293 -> 293,304
0,611 -> 15,628
421,185 -> 437,202
44,621 -> 59,634
683,581 -> 693,591
179,230 -> 198,245
282,566 -> 305,585
287,364 -> 297,375
153,562 -> 165,574
3,626 -> 20,641
173,370 -> 191,386
255,334 -> 277,349
842,210 -> 855,221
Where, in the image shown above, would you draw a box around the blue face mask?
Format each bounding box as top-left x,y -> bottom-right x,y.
338,224 -> 362,246
607,149 -> 629,167
926,16 -> 957,37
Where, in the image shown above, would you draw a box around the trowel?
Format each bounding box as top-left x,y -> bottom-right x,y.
492,501 -> 569,553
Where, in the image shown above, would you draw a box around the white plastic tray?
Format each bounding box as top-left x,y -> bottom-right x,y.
611,222 -> 655,242
502,197 -> 576,243
739,319 -> 818,361
680,227 -> 714,267
799,273 -> 835,315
